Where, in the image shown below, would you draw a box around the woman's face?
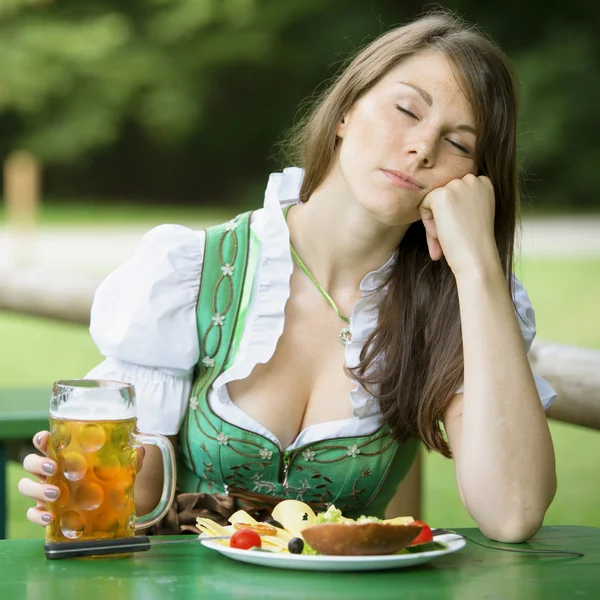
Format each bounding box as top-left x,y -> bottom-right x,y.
335,50 -> 478,225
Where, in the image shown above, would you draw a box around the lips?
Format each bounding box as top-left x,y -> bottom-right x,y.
381,169 -> 424,191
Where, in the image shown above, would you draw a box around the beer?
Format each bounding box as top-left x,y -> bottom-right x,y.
45,417 -> 138,543
44,379 -> 176,556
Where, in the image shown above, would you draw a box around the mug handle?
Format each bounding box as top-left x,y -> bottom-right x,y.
131,431 -> 176,531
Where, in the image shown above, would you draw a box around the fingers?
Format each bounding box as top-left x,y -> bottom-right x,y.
27,503 -> 54,526
22,453 -> 56,478
20,430 -> 57,527
18,476 -> 60,503
420,208 -> 444,261
32,431 -> 50,455
425,230 -> 443,261
473,174 -> 492,188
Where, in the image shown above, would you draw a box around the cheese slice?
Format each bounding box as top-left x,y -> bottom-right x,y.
228,510 -> 259,527
271,500 -> 317,538
260,535 -> 291,551
196,518 -> 232,538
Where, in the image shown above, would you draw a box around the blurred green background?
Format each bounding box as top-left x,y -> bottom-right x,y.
1,0 -> 599,211
1,0 -> 599,539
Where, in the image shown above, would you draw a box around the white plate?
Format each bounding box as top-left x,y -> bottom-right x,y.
200,533 -> 466,572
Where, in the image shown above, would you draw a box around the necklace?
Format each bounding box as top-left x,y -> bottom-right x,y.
289,242 -> 352,345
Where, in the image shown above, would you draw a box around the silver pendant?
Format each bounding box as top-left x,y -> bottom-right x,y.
339,326 -> 352,345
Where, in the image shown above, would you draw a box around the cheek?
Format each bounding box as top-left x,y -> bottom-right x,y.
432,157 -> 477,188
337,133 -> 377,180
341,100 -> 397,157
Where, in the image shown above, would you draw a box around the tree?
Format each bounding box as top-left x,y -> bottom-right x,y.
0,0 -> 330,161
1,0 -> 599,208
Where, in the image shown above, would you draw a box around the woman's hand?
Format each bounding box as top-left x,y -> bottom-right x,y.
418,174 -> 499,277
18,432 -> 59,526
18,431 -> 145,527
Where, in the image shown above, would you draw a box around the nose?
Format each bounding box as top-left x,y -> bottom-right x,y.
407,135 -> 436,167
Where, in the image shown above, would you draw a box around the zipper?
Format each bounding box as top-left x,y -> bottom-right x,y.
281,450 -> 292,488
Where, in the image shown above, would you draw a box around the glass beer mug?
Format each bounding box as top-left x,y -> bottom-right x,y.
45,380 -> 176,544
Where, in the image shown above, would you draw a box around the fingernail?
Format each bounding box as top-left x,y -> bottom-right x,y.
45,489 -> 58,500
41,514 -> 52,524
42,463 -> 55,475
35,433 -> 43,446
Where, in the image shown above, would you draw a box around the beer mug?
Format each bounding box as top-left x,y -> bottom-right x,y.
45,379 -> 176,544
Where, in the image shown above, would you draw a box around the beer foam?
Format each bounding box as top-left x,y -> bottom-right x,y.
50,387 -> 136,420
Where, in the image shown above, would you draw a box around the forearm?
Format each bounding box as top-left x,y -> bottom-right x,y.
454,259 -> 556,541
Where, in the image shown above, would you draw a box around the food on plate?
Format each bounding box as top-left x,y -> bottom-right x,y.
196,518 -> 231,538
233,521 -> 279,536
230,528 -> 262,550
408,520 -> 434,546
287,537 -> 305,554
301,521 -> 423,556
270,499 -> 317,537
197,509 -> 293,552
196,499 -> 439,556
263,517 -> 284,529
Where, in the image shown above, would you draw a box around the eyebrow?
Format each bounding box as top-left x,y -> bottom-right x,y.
397,81 -> 477,135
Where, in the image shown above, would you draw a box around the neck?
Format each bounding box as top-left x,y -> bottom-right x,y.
287,165 -> 411,296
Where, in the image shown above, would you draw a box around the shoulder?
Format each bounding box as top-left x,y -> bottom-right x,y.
89,224 -> 207,370
134,223 -> 206,266
91,224 -> 207,327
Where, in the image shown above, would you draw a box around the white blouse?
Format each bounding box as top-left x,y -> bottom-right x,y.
86,167 -> 557,448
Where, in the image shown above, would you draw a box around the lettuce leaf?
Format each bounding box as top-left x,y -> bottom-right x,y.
313,505 -> 344,524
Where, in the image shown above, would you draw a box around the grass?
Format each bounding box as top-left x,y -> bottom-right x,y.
3,257 -> 600,538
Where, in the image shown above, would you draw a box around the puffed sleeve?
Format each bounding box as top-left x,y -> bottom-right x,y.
510,274 -> 557,408
455,274 -> 558,409
85,224 -> 206,435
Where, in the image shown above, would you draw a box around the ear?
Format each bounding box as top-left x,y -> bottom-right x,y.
336,114 -> 348,138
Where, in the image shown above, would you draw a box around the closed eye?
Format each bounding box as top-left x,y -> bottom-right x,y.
396,104 -> 470,155
447,139 -> 469,154
395,104 -> 418,120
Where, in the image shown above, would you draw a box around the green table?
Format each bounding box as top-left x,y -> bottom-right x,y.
0,388 -> 50,539
0,527 -> 598,599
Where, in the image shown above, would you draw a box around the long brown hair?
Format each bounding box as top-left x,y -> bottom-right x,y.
284,10 -> 519,457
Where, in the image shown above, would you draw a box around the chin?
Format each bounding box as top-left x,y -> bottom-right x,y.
361,195 -> 421,227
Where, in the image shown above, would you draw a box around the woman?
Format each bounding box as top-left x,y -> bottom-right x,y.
19,11 -> 557,543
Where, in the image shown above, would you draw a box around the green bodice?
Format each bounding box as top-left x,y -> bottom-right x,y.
176,211 -> 419,519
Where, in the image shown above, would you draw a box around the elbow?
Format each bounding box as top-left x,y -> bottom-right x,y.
479,492 -> 556,544
480,514 -> 545,544
477,483 -> 557,544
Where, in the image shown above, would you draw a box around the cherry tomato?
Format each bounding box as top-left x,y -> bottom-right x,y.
229,528 -> 262,550
409,520 -> 434,546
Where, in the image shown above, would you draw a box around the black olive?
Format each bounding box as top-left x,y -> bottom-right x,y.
264,517 -> 284,529
288,537 -> 304,554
